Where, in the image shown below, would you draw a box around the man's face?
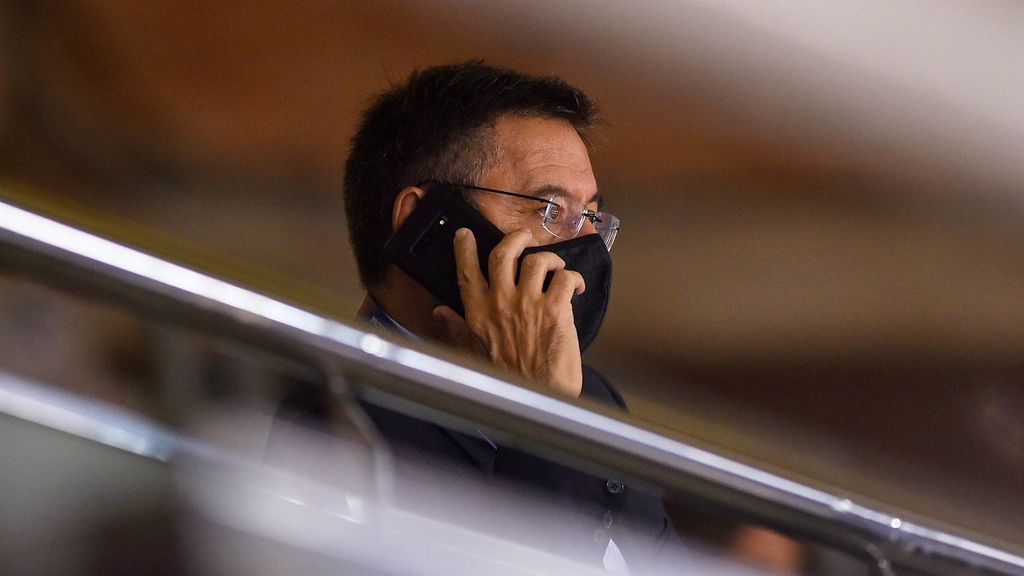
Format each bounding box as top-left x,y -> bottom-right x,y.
473,116 -> 600,245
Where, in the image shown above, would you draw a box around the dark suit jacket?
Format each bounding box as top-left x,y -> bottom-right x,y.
275,363 -> 679,572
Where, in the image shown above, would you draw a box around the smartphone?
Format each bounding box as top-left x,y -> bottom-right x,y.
384,183 -> 504,316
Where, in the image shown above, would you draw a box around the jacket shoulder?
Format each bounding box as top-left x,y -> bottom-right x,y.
581,364 -> 629,410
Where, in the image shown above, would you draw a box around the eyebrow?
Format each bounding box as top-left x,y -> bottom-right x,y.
530,184 -> 604,209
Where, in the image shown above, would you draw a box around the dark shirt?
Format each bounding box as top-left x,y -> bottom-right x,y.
274,299 -> 680,572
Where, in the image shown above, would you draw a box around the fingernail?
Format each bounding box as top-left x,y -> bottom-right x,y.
455,228 -> 468,239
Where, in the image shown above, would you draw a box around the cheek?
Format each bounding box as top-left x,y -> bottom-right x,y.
475,200 -> 535,235
528,227 -> 558,247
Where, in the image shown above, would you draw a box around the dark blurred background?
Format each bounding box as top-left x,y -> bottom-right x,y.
1,0 -> 1022,549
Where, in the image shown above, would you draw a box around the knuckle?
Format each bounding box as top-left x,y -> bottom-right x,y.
493,299 -> 514,321
543,299 -> 569,319
520,253 -> 539,271
543,251 -> 566,265
465,314 -> 486,335
489,247 -> 510,266
541,295 -> 563,310
526,252 -> 552,265
523,252 -> 564,272
556,269 -> 582,283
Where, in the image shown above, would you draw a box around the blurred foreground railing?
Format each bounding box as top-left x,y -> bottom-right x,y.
1,195 -> 1022,576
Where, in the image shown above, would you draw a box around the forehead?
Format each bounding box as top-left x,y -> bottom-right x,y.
482,116 -> 597,198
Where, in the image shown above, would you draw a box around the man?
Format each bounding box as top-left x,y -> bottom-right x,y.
285,61 -> 677,571
344,60 -> 612,400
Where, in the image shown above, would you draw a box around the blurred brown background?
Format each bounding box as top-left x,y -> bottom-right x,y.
1,1 -> 1022,548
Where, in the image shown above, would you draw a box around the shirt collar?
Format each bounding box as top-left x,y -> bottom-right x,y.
358,296 -> 417,340
357,294 -> 499,458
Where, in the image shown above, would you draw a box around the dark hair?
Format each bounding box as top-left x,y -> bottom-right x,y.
342,61 -> 597,288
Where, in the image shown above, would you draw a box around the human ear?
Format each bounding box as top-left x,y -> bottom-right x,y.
392,186 -> 427,232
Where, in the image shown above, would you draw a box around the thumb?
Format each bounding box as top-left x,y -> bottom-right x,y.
432,305 -> 474,348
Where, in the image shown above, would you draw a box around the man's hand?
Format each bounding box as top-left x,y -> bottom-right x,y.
432,228 -> 585,398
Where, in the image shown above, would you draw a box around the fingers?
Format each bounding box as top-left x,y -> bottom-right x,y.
487,228 -> 533,291
457,226 -> 582,312
547,269 -> 586,301
446,228 -> 584,398
453,228 -> 488,309
518,251 -> 566,293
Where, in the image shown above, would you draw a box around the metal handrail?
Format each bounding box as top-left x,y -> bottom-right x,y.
1,195 -> 1021,576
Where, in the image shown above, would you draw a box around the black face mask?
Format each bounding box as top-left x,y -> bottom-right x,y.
521,233 -> 612,353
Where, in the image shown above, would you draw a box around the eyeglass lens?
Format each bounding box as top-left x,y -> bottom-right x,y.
541,195 -> 619,250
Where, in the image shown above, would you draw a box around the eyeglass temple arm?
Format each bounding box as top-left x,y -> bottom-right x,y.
443,182 -> 560,208
582,209 -> 605,224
